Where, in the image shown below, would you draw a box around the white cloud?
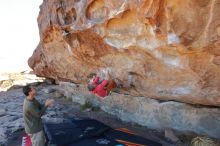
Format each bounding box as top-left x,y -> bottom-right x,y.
0,0 -> 43,72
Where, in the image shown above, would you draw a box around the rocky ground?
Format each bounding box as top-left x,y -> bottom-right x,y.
0,72 -> 219,146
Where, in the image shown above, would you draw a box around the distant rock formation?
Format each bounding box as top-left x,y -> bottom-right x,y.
29,0 -> 220,106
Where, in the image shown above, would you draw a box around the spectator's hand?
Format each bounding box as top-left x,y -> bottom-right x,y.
45,99 -> 54,107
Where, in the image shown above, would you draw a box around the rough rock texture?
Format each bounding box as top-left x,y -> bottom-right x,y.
0,73 -> 45,145
29,0 -> 220,106
1,83 -> 174,146
59,82 -> 220,139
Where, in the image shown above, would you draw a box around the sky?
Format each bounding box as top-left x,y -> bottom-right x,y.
0,0 -> 42,72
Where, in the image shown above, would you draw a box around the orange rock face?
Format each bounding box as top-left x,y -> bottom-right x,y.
29,0 -> 220,106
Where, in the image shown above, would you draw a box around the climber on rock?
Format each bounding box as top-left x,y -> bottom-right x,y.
87,73 -> 101,89
87,71 -> 117,98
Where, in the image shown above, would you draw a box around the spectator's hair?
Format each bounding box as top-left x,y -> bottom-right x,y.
23,85 -> 32,96
87,84 -> 96,91
87,73 -> 97,79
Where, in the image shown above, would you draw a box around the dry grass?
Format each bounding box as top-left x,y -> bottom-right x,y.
191,137 -> 219,146
0,79 -> 14,88
0,72 -> 44,91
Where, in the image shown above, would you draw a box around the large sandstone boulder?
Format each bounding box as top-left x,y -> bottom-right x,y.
29,0 -> 220,106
